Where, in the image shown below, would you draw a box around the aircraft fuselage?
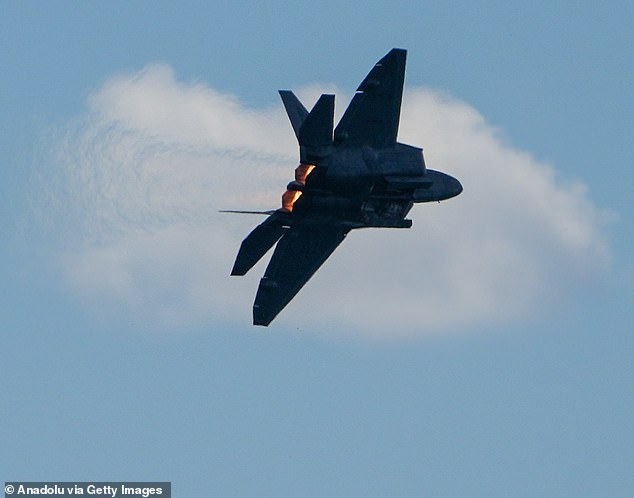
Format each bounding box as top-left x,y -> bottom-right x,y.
286,143 -> 462,229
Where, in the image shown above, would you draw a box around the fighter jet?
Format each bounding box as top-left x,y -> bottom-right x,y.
229,48 -> 462,326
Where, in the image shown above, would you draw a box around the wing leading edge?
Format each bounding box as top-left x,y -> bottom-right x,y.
334,48 -> 406,148
253,224 -> 350,326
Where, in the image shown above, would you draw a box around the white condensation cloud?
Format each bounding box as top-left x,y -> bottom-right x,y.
42,64 -> 610,337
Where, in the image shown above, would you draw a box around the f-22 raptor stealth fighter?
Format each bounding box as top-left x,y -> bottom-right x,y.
230,49 -> 462,326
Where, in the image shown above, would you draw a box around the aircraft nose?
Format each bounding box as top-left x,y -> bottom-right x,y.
453,177 -> 463,196
446,175 -> 462,198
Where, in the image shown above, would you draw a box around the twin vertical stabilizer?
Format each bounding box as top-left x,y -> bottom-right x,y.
279,90 -> 334,164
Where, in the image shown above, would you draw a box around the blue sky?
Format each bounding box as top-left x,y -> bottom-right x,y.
2,2 -> 632,496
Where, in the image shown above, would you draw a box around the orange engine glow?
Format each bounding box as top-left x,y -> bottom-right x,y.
281,189 -> 303,211
295,163 -> 315,184
281,164 -> 315,211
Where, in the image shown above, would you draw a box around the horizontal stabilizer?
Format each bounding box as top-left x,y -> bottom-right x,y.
279,90 -> 308,140
231,213 -> 290,276
219,209 -> 276,216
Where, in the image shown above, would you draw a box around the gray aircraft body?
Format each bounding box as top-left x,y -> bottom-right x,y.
230,49 -> 462,326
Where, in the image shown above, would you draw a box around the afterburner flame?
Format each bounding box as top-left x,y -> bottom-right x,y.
282,189 -> 302,211
281,164 -> 315,211
295,163 -> 315,184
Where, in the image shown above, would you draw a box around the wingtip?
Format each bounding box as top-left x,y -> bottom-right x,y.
253,305 -> 273,327
231,257 -> 249,276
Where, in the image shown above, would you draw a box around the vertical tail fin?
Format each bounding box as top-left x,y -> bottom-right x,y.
279,91 -> 334,164
298,94 -> 334,148
279,90 -> 308,140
